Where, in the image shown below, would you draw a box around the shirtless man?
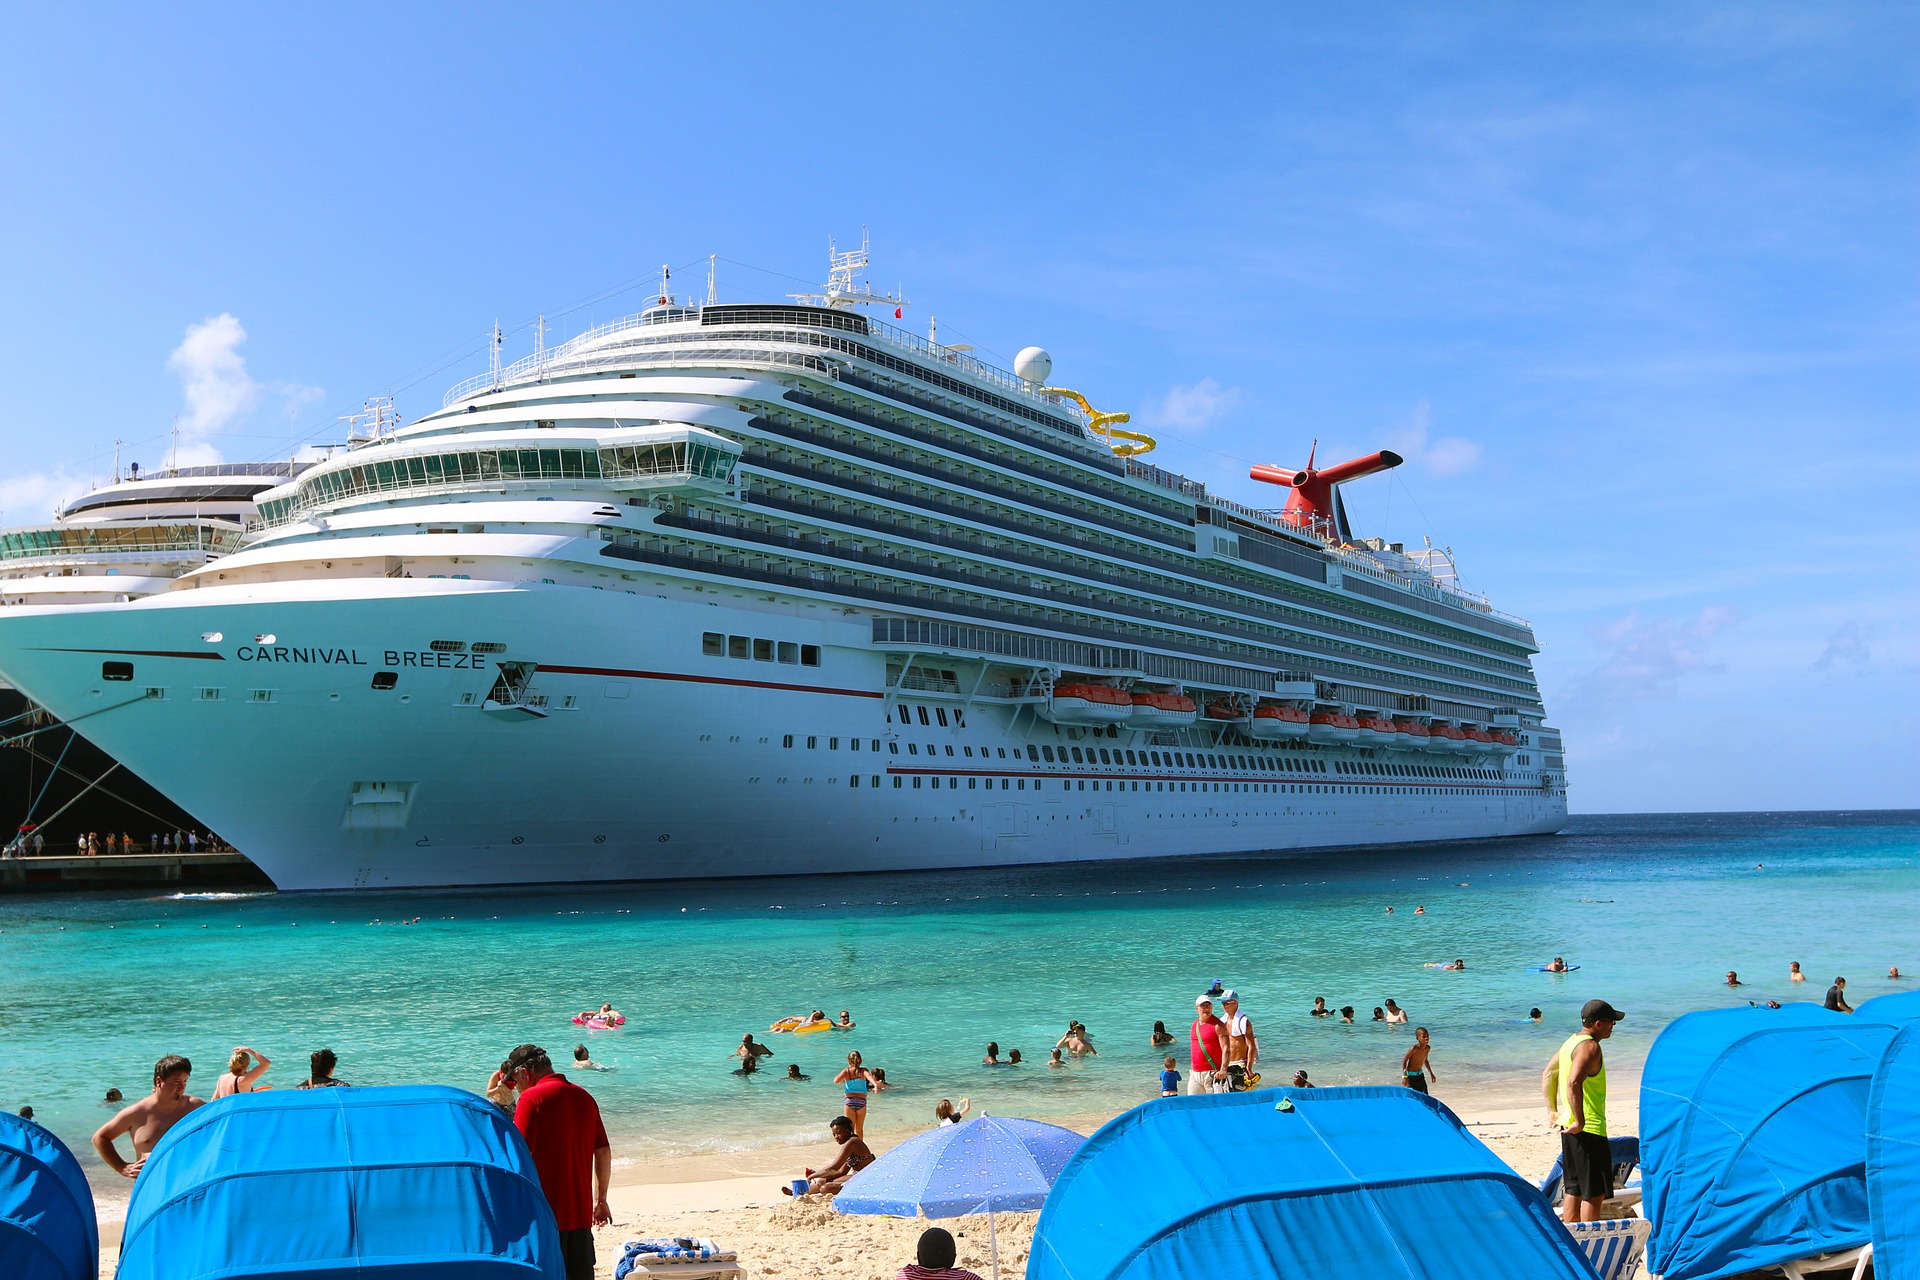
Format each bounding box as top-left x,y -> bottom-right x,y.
1220,991 -> 1259,1087
93,1055 -> 204,1178
1402,1027 -> 1437,1094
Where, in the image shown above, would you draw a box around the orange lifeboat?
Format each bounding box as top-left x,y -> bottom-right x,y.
1308,710 -> 1360,744
1489,729 -> 1520,755
1203,700 -> 1243,723
1429,721 -> 1469,752
1393,718 -> 1431,750
1249,703 -> 1310,741
1355,713 -> 1398,747
1129,689 -> 1198,728
1463,726 -> 1498,753
1044,682 -> 1135,727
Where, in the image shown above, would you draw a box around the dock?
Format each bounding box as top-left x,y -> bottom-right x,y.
0,851 -> 271,892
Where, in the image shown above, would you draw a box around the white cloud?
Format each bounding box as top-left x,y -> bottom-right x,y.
1812,621 -> 1870,673
1139,378 -> 1242,432
1570,605 -> 1741,707
166,313 -> 260,439
1384,402 -> 1483,477
0,468 -> 89,525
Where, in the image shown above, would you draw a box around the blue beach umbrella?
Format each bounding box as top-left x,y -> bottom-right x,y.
836,1115 -> 1085,1276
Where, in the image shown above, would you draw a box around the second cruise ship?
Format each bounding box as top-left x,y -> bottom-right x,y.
0,248 -> 1567,889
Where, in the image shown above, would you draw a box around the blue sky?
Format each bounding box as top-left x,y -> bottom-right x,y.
1,5 -> 1913,813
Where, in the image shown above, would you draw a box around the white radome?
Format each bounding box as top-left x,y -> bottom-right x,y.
1013,346 -> 1053,386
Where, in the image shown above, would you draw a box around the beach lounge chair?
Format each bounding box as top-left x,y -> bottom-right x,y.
1565,1217 -> 1650,1280
1773,1243 -> 1872,1280
1538,1135 -> 1642,1213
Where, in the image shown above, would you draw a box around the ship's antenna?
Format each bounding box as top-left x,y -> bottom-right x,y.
658,263 -> 672,306
706,254 -> 718,305
535,314 -> 547,375
489,320 -> 503,389
168,419 -> 180,472
113,438 -> 122,483
789,228 -> 909,312
929,315 -> 937,344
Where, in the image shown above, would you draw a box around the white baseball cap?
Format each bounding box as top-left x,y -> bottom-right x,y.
1194,994 -> 1214,1007
1220,989 -> 1239,1002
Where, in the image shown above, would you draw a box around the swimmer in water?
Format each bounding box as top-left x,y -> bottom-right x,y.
1384,999 -> 1408,1025
786,1064 -> 809,1081
1385,906 -> 1394,914
1414,906 -> 1426,915
731,1054 -> 759,1078
1309,996 -> 1332,1018
1005,1051 -> 1021,1067
1892,966 -> 1904,980
982,1042 -> 1002,1066
1726,971 -> 1743,987
1372,1007 -> 1387,1023
1150,1020 -> 1175,1047
1049,1048 -> 1065,1069
1427,959 -> 1466,971
1790,961 -> 1805,983
834,1010 -> 855,1029
1339,1006 -> 1355,1024
1546,957 -> 1568,973
1529,1007 -> 1543,1022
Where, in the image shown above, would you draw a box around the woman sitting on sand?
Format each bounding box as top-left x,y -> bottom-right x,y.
1150,1020 -> 1175,1047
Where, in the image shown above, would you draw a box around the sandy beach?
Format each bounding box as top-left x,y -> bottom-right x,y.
92,1073 -> 1638,1279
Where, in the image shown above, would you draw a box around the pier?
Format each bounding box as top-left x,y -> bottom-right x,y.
0,850 -> 270,893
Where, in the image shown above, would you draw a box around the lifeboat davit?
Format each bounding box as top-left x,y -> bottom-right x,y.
1044,683 -> 1134,726
1429,722 -> 1469,752
1249,703 -> 1310,741
1309,711 -> 1360,744
1130,690 -> 1198,729
1204,701 -> 1243,723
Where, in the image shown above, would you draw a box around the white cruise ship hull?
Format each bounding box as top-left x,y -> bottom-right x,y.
0,581 -> 1567,891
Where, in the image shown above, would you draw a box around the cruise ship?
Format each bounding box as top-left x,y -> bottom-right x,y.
0,460 -> 310,843
0,248 -> 1566,890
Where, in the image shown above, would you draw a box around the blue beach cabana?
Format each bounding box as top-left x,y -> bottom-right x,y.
1641,1005 -> 1900,1280
1857,989 -> 1920,1025
1029,1086 -> 1596,1280
1868,1021 -> 1920,1280
117,1085 -> 563,1280
0,1111 -> 97,1280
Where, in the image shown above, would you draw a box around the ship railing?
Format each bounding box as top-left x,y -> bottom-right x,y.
1125,460 -> 1209,500
443,304 -> 1088,422
1322,542 -> 1530,626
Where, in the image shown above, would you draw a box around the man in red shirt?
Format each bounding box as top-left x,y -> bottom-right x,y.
1189,995 -> 1228,1095
507,1043 -> 612,1280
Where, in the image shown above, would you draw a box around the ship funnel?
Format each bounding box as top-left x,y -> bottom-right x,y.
1250,449 -> 1403,542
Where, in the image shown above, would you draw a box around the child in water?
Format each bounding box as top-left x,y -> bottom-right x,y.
1160,1056 -> 1181,1097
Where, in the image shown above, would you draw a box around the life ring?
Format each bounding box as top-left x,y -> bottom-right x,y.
573,1013 -> 626,1027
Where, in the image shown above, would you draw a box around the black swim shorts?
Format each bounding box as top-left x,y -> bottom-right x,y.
1561,1130 -> 1614,1200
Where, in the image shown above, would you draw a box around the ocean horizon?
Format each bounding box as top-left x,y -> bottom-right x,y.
4,808 -> 1914,1194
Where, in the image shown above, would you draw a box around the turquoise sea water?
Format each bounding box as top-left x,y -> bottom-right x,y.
3,811 -> 1914,1191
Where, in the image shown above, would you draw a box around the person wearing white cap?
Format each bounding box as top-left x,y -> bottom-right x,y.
1219,990 -> 1260,1089
1188,995 -> 1228,1094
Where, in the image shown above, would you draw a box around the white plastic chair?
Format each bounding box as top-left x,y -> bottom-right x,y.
1776,1242 -> 1872,1280
1565,1217 -> 1651,1280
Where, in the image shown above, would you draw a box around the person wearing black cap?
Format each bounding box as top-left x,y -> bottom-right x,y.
506,1043 -> 610,1280
1545,999 -> 1624,1223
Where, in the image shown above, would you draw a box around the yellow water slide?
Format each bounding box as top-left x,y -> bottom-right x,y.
1041,387 -> 1157,457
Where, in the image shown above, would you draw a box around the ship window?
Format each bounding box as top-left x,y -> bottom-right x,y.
1070,748 -> 1084,763
778,641 -> 799,664
473,642 -> 507,654
944,745 -> 954,756
935,708 -> 948,726
893,777 -> 902,787
954,710 -> 966,727
850,739 -> 861,751
912,777 -> 921,788
830,738 -> 839,750
371,672 -> 398,690
783,734 -> 794,748
702,632 -> 724,656
1041,746 -> 1056,762
916,706 -> 929,725
752,639 -> 773,662
430,640 -> 466,652
728,636 -> 749,659
807,736 -> 817,749
101,661 -> 133,681
888,742 -> 899,754
908,743 -> 918,755
871,740 -> 879,751
1026,746 -> 1040,762
801,645 -> 821,666
872,776 -> 880,787
849,775 -> 859,788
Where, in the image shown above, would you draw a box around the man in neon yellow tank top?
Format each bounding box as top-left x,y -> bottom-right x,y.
1546,998 -> 1624,1223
